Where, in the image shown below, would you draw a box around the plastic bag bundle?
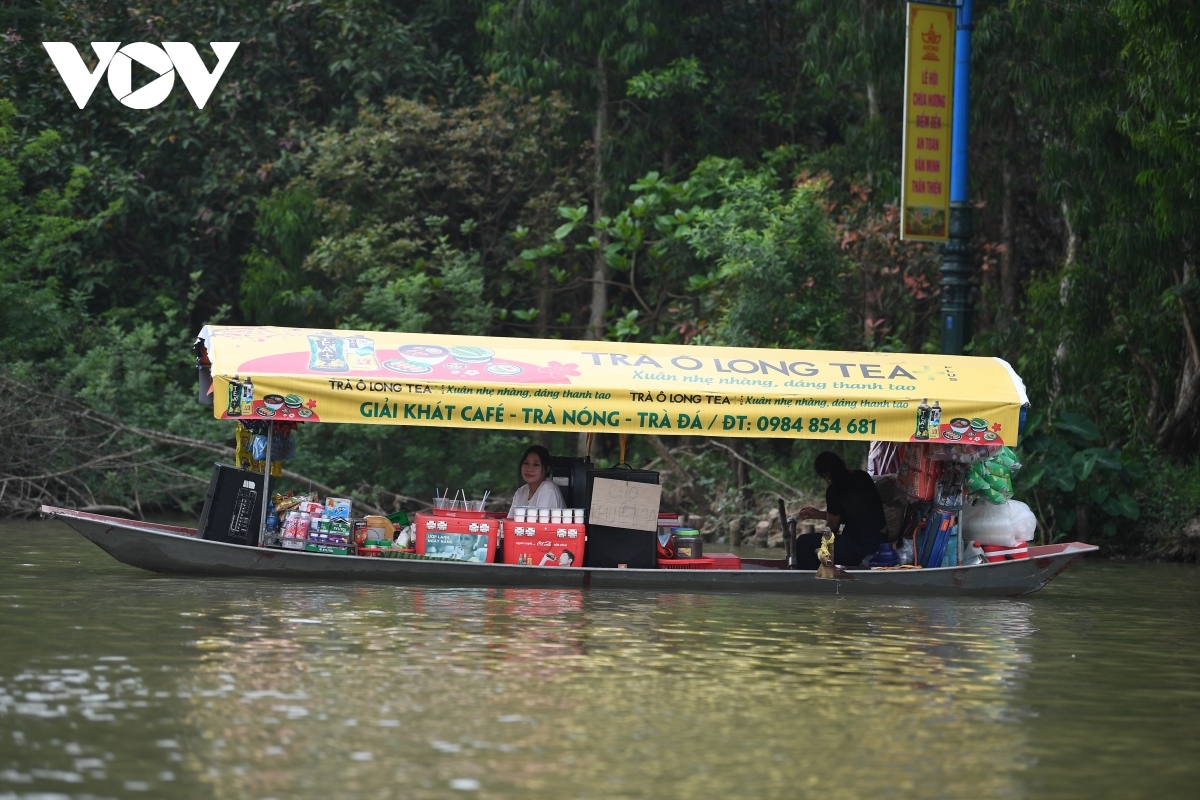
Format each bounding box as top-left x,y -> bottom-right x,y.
962,499 -> 1037,546
868,441 -> 901,476
250,430 -> 298,461
274,433 -> 297,461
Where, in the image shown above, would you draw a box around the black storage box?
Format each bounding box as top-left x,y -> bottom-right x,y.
198,463 -> 270,546
582,467 -> 660,569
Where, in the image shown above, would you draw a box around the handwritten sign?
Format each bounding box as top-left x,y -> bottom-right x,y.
588,478 -> 662,532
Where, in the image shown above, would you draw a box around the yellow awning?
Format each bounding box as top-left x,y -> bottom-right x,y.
198,325 -> 1028,445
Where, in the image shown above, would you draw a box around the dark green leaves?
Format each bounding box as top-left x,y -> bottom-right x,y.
1016,409 -> 1141,539
1055,411 -> 1102,443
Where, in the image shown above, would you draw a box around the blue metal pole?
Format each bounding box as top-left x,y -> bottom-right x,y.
950,0 -> 972,203
939,0 -> 974,355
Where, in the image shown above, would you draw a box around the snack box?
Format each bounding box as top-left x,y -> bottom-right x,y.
305,543 -> 349,555
414,512 -> 498,563
503,521 -> 585,567
325,497 -> 352,519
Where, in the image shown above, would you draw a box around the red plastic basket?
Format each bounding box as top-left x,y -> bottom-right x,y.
659,557 -> 715,570
357,547 -> 383,558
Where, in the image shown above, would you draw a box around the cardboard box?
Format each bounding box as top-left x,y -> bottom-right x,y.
325,497 -> 352,519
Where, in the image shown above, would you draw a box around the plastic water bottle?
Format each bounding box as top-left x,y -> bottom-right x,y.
941,524 -> 961,567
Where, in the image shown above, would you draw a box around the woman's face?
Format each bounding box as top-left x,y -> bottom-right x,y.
521,453 -> 546,486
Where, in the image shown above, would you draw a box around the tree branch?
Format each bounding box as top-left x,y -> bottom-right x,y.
705,439 -> 807,498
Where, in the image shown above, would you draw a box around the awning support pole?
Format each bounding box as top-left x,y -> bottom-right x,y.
257,422 -> 274,547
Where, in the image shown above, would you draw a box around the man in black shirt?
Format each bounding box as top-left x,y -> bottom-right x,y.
795,451 -> 888,570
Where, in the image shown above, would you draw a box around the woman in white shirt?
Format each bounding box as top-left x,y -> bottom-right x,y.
508,445 -> 564,517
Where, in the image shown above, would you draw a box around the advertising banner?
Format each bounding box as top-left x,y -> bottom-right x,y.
201,326 -> 1026,445
901,2 -> 956,241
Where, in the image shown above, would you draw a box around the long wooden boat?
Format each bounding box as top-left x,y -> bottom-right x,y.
44,506 -> 1097,597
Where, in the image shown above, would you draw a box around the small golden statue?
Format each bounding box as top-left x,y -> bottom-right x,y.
814,529 -> 855,581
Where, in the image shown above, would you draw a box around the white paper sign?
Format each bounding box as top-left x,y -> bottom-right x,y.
588,478 -> 662,532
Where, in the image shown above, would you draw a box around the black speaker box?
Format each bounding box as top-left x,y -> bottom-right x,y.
548,455 -> 591,508
198,463 -> 270,546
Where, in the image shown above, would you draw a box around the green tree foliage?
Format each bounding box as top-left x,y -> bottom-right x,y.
0,99 -> 119,365
1014,410 -> 1142,546
684,168 -> 846,349
1,0 -> 475,330
974,0 -> 1200,545
242,83 -> 581,335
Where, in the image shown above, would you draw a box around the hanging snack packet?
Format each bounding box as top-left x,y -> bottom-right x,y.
982,459 -> 1011,478
994,447 -> 1023,471
982,487 -> 1008,504
965,471 -> 991,494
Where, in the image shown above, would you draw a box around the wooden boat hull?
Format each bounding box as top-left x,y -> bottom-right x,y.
42,507 -> 1097,597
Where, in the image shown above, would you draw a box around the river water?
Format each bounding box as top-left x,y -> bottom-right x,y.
2,520 -> 1198,800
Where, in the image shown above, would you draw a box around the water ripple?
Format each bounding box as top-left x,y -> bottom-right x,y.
1,523 -> 1199,799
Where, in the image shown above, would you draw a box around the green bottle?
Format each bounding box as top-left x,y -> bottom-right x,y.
915,398 -> 930,440
227,375 -> 243,417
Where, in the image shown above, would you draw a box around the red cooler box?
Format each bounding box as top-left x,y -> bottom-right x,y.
415,511 -> 500,563
707,552 -> 742,570
503,521 -> 585,567
980,541 -> 1029,562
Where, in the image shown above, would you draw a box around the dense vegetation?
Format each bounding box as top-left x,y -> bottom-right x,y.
3,0 -> 1198,557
